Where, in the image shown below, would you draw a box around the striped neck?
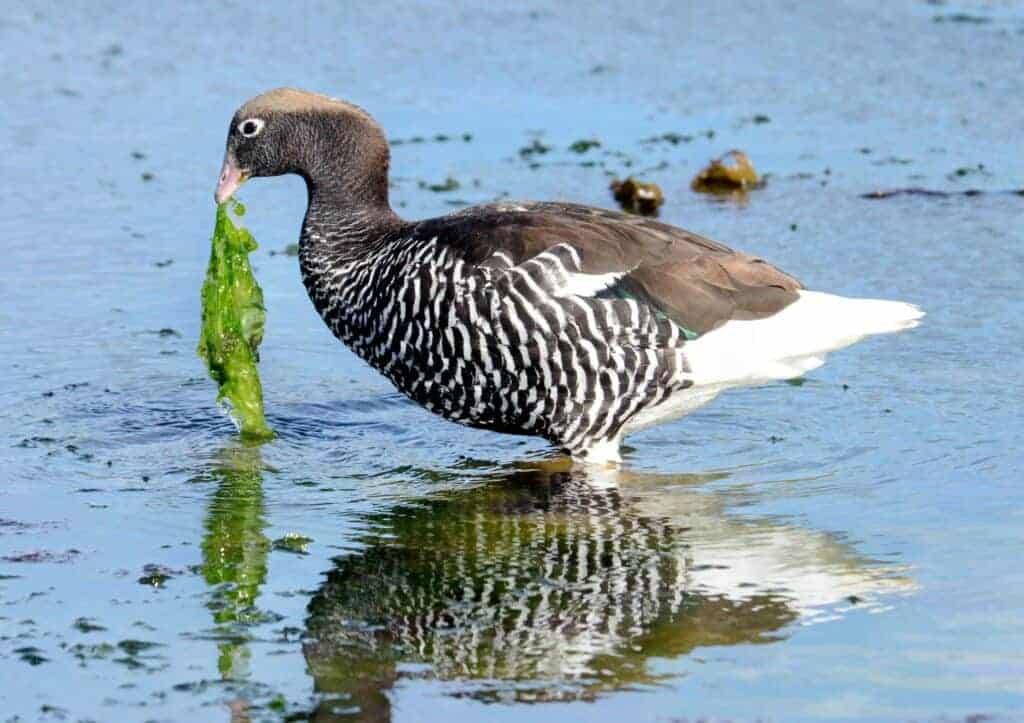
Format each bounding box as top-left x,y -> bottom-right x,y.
304,174 -> 399,224
298,186 -> 407,282
302,199 -> 401,247
297,197 -> 411,359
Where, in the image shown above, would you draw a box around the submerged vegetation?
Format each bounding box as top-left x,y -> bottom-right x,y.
197,201 -> 274,440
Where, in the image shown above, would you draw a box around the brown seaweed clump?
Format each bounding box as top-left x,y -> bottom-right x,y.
610,177 -> 664,216
691,150 -> 759,194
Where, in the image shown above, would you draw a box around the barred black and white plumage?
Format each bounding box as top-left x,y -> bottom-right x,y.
300,205 -> 695,458
215,88 -> 924,462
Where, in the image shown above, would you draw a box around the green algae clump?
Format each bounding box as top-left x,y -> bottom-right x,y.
197,201 -> 274,440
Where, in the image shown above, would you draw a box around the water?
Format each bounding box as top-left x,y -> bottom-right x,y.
2,1 -> 1023,720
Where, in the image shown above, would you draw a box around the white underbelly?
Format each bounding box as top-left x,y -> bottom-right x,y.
620,384 -> 728,438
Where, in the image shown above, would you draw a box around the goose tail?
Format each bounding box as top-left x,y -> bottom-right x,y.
683,290 -> 924,386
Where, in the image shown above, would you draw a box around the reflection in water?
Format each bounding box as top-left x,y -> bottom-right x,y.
191,450 -> 912,721
198,443 -> 271,682
302,462 -> 912,719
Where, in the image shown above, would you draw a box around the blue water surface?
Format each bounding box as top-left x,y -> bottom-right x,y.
1,2 -> 1022,721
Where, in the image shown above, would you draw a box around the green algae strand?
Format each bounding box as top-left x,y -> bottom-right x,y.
197,202 -> 273,440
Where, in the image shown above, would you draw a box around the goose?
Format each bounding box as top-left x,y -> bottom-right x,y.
214,88 -> 922,463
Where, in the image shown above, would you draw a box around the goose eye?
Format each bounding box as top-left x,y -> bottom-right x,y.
238,118 -> 265,138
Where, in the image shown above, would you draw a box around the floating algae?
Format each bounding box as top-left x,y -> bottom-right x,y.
197,201 -> 273,440
610,177 -> 664,216
691,149 -> 759,194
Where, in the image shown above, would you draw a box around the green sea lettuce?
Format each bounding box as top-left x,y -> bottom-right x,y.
197,201 -> 274,440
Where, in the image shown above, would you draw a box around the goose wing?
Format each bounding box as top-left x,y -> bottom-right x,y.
415,201 -> 801,336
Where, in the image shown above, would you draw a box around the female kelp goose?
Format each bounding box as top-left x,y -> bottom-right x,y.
214,88 -> 922,464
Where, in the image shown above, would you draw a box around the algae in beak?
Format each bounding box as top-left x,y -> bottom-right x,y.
197,201 -> 274,440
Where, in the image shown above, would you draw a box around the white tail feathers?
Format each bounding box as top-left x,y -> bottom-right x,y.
684,290 -> 924,386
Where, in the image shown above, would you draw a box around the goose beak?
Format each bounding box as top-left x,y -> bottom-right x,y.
214,153 -> 248,204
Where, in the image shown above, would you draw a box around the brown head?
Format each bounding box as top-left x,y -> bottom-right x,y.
214,88 -> 392,212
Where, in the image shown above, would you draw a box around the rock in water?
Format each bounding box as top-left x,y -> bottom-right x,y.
197,201 -> 274,440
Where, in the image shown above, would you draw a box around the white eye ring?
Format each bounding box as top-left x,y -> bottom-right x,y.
237,118 -> 265,138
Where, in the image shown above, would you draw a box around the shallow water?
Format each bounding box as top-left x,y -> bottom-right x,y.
2,1 -> 1023,721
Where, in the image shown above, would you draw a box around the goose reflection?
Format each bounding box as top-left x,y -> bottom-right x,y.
302,461 -> 912,718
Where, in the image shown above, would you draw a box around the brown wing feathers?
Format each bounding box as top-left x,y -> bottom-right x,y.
433,202 -> 801,336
